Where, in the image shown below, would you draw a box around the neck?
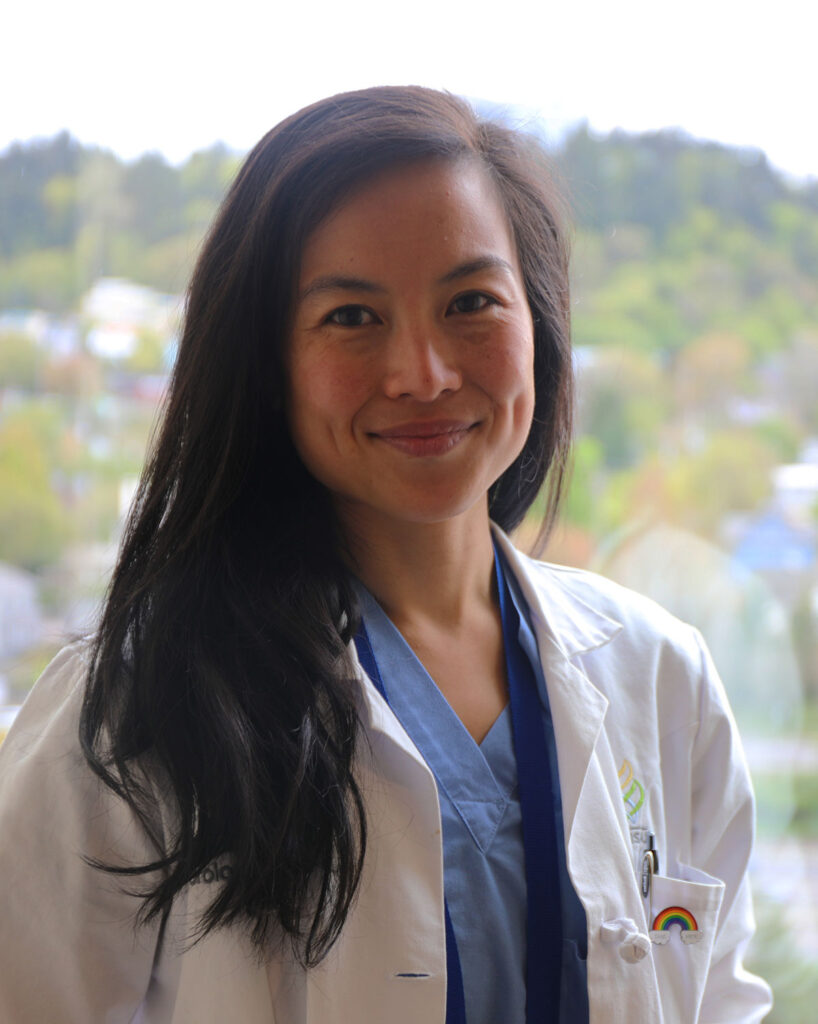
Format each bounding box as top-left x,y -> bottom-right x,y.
338,502 -> 496,629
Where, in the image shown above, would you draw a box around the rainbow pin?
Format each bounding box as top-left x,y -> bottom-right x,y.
650,906 -> 703,945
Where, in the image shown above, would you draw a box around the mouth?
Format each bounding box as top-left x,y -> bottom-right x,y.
371,419 -> 478,457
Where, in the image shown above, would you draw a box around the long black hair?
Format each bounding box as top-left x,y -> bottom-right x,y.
80,86 -> 573,965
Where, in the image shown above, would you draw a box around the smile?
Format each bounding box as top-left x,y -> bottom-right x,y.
371,420 -> 477,457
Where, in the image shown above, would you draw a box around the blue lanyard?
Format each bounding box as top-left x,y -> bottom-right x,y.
353,547 -> 563,1022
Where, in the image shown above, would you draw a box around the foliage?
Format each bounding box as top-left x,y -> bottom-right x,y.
1,126 -> 817,342
753,417 -> 802,464
125,328 -> 168,374
0,132 -> 82,257
0,134 -> 236,308
560,436 -> 604,531
747,893 -> 818,1024
0,331 -> 46,389
754,773 -> 818,840
576,348 -> 670,469
665,431 -> 776,535
558,123 -> 818,241
1,125 -> 814,576
0,409 -> 68,569
791,594 -> 818,705
765,331 -> 818,432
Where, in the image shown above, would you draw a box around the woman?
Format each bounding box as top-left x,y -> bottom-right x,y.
0,87 -> 771,1023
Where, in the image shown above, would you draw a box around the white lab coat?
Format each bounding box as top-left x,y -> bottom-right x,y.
0,529 -> 772,1023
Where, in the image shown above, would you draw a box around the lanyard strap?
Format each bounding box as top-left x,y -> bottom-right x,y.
353,546 -> 562,1023
495,547 -> 563,1021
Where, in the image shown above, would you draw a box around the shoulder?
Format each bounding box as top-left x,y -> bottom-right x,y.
0,640 -> 92,766
542,561 -> 693,635
496,533 -> 716,733
0,640 -> 165,1021
504,537 -> 702,661
0,638 -> 165,858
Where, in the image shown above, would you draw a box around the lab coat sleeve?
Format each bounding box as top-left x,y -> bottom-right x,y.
0,644 -> 161,1023
688,629 -> 773,1023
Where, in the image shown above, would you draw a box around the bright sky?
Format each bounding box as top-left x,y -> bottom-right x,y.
4,0 -> 815,179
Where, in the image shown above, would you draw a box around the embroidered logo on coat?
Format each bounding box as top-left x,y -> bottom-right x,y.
618,758 -> 645,818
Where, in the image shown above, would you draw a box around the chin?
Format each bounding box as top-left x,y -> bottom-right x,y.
383,490 -> 491,527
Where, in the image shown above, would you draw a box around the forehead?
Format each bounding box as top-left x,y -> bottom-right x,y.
298,159 -> 521,282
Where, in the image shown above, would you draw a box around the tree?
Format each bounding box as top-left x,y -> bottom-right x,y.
666,431 -> 775,537
576,348 -> 671,469
0,248 -> 77,310
41,351 -> 103,398
560,436 -> 604,531
764,331 -> 818,432
673,331 -> 752,424
122,153 -> 184,244
0,415 -> 67,569
74,151 -> 129,290
0,132 -> 81,258
126,328 -> 169,374
0,332 -> 46,390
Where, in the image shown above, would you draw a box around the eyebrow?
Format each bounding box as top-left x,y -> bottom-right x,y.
298,256 -> 516,301
299,275 -> 385,301
437,256 -> 516,284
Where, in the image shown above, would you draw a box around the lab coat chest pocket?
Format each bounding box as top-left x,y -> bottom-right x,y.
648,864 -> 724,1024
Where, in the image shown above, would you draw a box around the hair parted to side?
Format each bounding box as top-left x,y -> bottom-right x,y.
80,86 -> 574,965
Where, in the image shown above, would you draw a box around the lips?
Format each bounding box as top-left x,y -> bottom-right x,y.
371,419 -> 477,457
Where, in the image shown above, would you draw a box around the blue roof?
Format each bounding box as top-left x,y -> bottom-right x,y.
733,511 -> 816,572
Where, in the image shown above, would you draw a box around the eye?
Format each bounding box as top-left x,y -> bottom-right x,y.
325,305 -> 379,327
448,291 -> 496,315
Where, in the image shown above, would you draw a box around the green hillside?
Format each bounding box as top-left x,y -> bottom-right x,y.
2,126 -> 817,352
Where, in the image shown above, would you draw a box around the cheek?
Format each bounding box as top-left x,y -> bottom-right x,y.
287,347 -> 371,437
480,330 -> 535,410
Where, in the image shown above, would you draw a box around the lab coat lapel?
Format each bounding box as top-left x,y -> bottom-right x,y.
491,530 -> 615,840
494,531 -> 664,1021
280,641 -> 448,1024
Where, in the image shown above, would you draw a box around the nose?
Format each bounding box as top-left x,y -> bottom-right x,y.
382,324 -> 462,401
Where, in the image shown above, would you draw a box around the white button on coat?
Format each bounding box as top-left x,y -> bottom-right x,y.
600,919 -> 652,963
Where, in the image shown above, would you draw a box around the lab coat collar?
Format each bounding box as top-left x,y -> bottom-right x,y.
490,525 -> 623,659
352,525 -> 623,736
490,525 -> 617,843
348,630 -> 434,769
351,527 -> 624,810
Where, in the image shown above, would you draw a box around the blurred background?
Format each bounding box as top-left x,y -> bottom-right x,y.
1,1 -> 815,1018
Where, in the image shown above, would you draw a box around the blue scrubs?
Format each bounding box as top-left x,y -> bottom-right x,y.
355,572 -> 589,1024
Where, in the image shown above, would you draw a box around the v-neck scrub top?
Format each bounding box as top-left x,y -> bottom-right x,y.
355,571 -> 589,1024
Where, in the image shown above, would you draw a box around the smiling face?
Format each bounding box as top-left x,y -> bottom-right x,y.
284,159 -> 536,539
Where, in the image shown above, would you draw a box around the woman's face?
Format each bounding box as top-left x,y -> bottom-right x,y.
285,159 -> 535,535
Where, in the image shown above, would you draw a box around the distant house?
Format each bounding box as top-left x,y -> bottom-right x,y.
0,562 -> 44,660
81,278 -> 181,361
81,277 -> 178,327
731,510 -> 817,607
727,452 -> 818,607
773,462 -> 818,521
597,522 -> 803,733
0,309 -> 49,343
733,511 -> 816,573
0,309 -> 81,358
